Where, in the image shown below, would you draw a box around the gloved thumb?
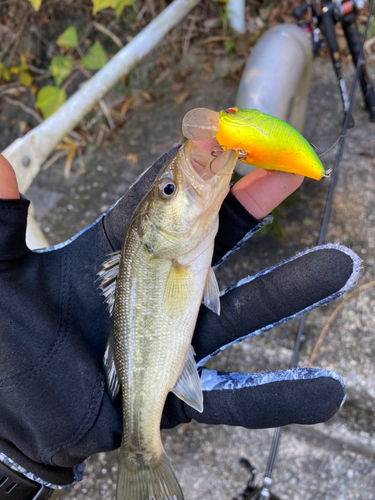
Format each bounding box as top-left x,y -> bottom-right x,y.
0,155 -> 19,199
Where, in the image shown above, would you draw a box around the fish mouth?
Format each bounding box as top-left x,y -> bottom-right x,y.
181,140 -> 237,187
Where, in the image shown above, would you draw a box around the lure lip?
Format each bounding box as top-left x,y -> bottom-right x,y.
182,108 -> 220,141
181,140 -> 237,186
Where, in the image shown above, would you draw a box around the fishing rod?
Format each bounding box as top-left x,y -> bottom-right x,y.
294,0 -> 375,126
234,1 -> 375,498
257,1 -> 375,498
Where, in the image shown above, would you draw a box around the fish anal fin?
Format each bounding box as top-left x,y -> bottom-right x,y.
203,267 -> 220,315
164,264 -> 193,317
172,346 -> 203,413
103,330 -> 120,401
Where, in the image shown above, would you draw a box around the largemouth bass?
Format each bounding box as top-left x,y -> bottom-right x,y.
98,140 -> 238,500
182,107 -> 328,180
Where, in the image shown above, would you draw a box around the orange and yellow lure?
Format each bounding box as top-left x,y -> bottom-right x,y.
182,107 -> 328,181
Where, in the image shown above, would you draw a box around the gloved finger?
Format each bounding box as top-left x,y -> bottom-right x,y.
193,244 -> 361,366
0,197 -> 30,261
213,170 -> 306,267
0,155 -> 30,261
212,191 -> 272,267
161,367 -> 345,430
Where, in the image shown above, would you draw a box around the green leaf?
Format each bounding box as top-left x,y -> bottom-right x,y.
49,55 -> 73,86
92,0 -> 115,14
115,0 -> 136,17
36,86 -> 66,119
56,26 -> 78,48
92,0 -> 135,16
81,41 -> 106,70
27,0 -> 42,11
0,62 -> 10,81
19,71 -> 32,87
2,67 -> 10,82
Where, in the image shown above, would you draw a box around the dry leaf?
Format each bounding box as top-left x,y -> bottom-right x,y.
42,151 -> 68,171
203,18 -> 220,30
172,91 -> 190,104
205,46 -> 226,56
152,68 -> 171,87
121,96 -> 133,116
64,149 -> 75,178
18,121 -> 27,132
259,7 -> 271,20
159,53 -> 170,67
174,67 -> 193,82
202,62 -> 213,73
198,36 -> 231,45
126,153 -> 138,164
140,90 -> 152,101
171,82 -> 186,92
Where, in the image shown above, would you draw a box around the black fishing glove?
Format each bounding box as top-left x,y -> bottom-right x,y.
0,147 -> 360,491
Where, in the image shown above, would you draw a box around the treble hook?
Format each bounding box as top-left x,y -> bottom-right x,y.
323,168 -> 332,178
211,145 -> 248,162
211,145 -> 226,157
236,148 -> 247,161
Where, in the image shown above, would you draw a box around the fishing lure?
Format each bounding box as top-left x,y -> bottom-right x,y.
182,107 -> 328,180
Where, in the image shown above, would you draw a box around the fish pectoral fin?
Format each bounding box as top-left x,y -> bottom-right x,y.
164,264 -> 193,317
103,329 -> 120,401
203,267 -> 221,315
172,346 -> 203,413
97,251 -> 121,317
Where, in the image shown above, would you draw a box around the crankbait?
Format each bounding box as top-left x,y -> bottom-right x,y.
182,107 -> 328,180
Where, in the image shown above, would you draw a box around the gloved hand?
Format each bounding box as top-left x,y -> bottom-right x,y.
0,148 -> 360,491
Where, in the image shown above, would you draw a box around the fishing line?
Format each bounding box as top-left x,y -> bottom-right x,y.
317,133 -> 346,157
256,0 -> 375,497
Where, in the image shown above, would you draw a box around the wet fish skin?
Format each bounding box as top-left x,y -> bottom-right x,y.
102,140 -> 238,500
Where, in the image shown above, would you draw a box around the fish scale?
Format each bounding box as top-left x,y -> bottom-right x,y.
117,227 -> 204,460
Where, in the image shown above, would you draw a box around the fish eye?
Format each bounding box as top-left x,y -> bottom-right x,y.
158,179 -> 176,200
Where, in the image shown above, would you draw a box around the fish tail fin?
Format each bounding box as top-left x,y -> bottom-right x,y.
117,448 -> 183,500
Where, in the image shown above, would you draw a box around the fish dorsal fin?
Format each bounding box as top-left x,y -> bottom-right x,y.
164,263 -> 193,317
103,329 -> 120,400
203,267 -> 221,315
97,251 -> 121,316
172,347 -> 203,413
